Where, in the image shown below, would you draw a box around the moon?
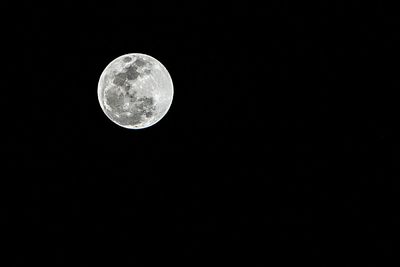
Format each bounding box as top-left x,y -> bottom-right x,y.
98,53 -> 174,129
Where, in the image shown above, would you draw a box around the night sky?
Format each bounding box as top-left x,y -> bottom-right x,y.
7,1 -> 400,265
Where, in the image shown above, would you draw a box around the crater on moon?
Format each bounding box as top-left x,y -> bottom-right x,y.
98,53 -> 173,129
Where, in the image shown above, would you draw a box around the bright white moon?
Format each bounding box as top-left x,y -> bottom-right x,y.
97,53 -> 173,129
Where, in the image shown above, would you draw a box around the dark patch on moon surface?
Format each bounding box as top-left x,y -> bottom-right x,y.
105,88 -> 124,111
111,62 -> 140,86
110,57 -> 154,90
115,72 -> 127,80
125,65 -> 139,80
134,58 -> 146,67
123,56 -> 132,62
140,97 -> 154,106
104,87 -> 156,127
122,82 -> 131,91
112,72 -> 128,86
135,96 -> 156,119
145,111 -> 154,118
126,89 -> 137,102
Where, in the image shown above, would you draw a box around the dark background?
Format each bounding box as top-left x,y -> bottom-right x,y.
6,1 -> 400,265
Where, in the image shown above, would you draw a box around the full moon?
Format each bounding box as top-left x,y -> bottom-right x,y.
98,53 -> 173,129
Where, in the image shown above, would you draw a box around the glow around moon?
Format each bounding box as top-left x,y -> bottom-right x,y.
98,53 -> 174,129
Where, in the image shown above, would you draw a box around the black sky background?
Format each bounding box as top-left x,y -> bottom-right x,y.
5,1 -> 400,265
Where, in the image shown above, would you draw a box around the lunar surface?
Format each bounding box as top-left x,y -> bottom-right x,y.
98,53 -> 173,129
